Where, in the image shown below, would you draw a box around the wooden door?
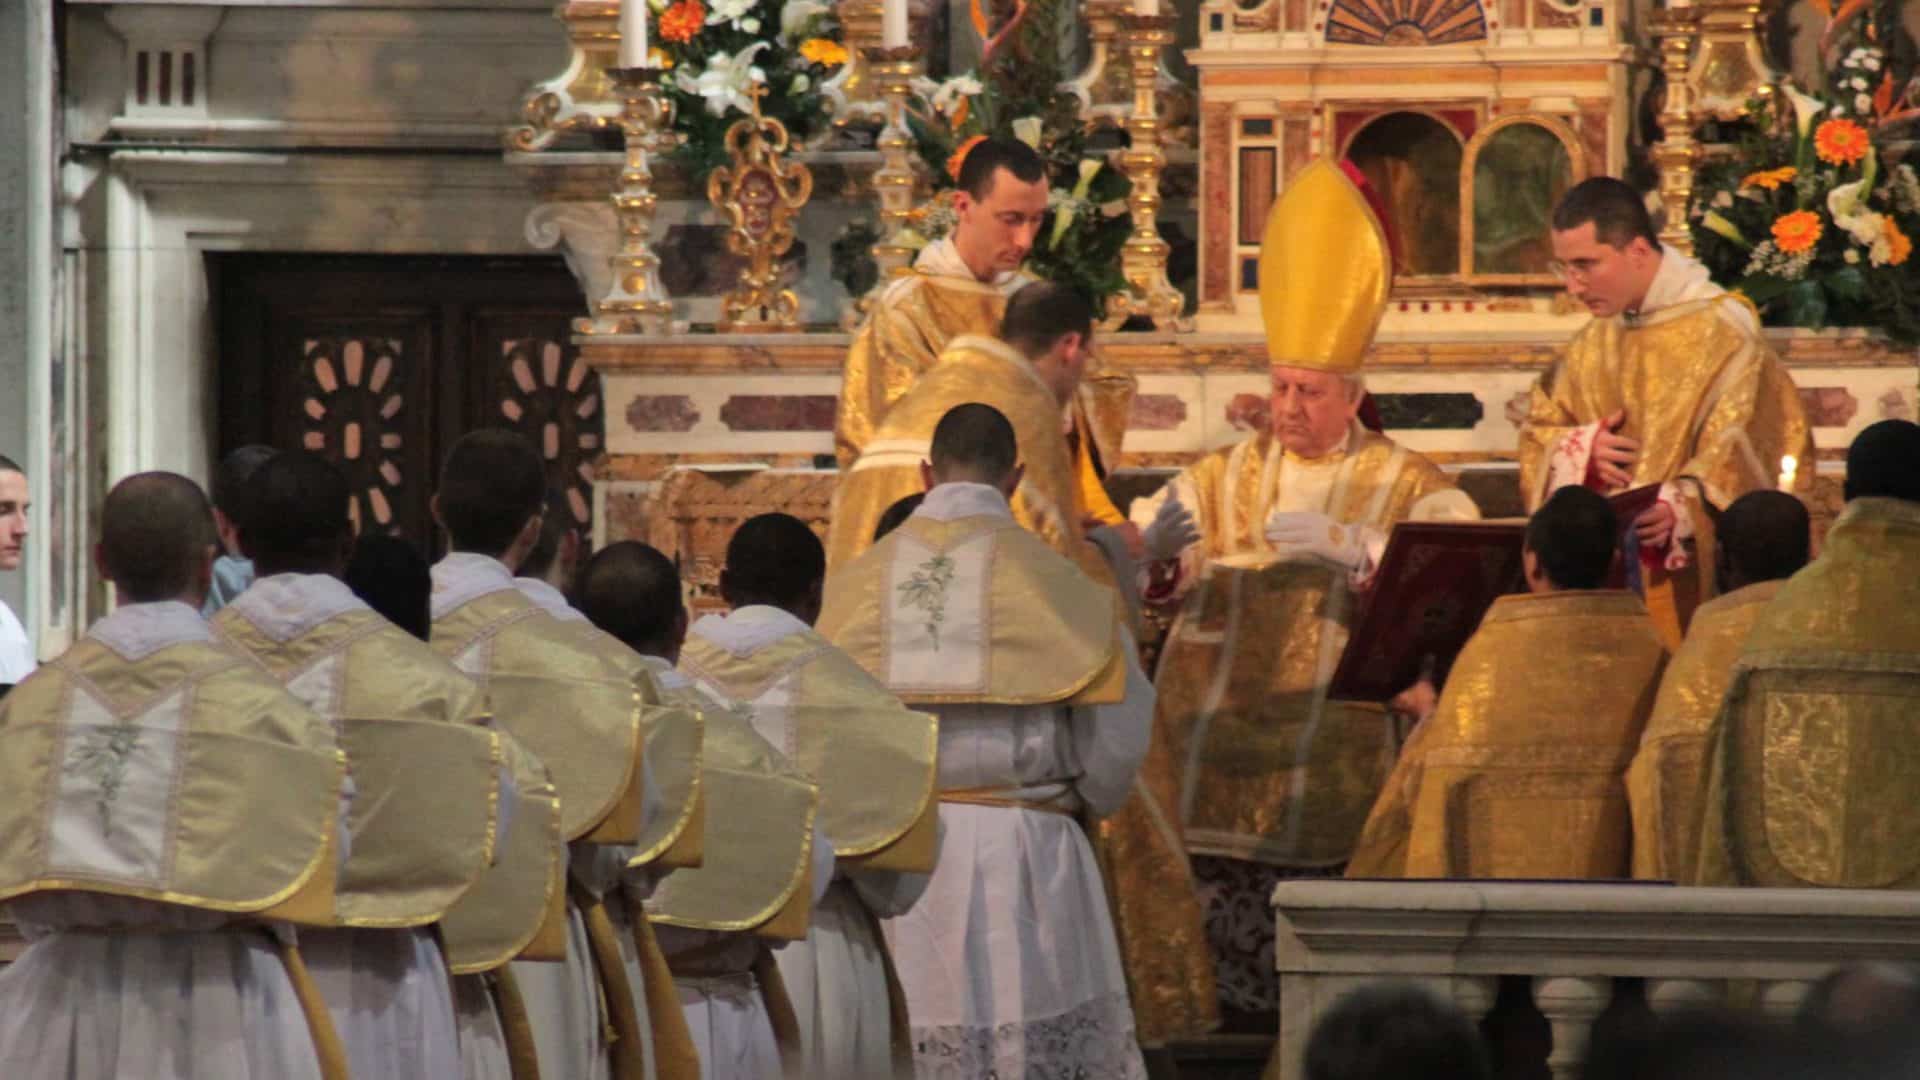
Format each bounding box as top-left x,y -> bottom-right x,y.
214,253 -> 601,552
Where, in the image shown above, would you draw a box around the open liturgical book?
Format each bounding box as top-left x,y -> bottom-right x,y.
1331,484 -> 1660,703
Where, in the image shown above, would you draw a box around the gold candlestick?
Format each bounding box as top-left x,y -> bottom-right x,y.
1104,13 -> 1191,332
823,0 -> 890,131
1688,0 -> 1773,121
843,45 -> 925,329
577,67 -> 684,337
1651,4 -> 1702,257
1062,0 -> 1134,121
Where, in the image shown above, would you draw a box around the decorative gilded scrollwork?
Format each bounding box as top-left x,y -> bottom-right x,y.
708,88 -> 815,333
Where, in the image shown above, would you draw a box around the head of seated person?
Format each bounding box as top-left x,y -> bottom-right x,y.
1523,485 -> 1617,593
921,402 -> 1023,499
1303,980 -> 1490,1080
1716,490 -> 1811,593
720,513 -> 826,626
1844,419 -> 1920,505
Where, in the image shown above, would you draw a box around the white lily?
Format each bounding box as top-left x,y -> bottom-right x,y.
1783,82 -> 1824,139
778,0 -> 828,39
1012,116 -> 1045,149
790,73 -> 810,94
678,42 -> 770,117
929,74 -> 984,116
705,0 -> 757,28
1701,211 -> 1750,246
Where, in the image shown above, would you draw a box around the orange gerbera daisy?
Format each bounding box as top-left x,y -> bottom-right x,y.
1814,118 -> 1870,166
799,37 -> 848,66
946,133 -> 987,182
1885,216 -> 1913,266
1741,166 -> 1797,190
658,0 -> 705,44
1771,209 -> 1824,254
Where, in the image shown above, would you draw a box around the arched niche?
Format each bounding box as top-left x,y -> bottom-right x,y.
1460,115 -> 1586,284
1345,111 -> 1465,279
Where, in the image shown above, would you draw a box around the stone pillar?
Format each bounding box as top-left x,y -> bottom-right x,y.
1533,975 -> 1612,1080
1646,977 -> 1724,1016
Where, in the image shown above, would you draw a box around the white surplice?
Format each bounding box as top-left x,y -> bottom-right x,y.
0,603 -> 322,1080
878,486 -> 1155,1080
686,605 -> 930,1080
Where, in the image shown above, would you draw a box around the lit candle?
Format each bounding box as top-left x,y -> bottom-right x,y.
882,0 -> 909,47
1135,0 -> 1159,14
1778,454 -> 1798,492
619,0 -> 648,68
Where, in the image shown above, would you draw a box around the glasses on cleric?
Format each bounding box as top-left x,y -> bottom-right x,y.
1546,258 -> 1604,284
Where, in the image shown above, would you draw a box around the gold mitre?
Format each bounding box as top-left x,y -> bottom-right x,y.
1257,158 -> 1392,375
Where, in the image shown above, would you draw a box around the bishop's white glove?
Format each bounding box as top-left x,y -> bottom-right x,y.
1142,490 -> 1201,562
1264,510 -> 1367,569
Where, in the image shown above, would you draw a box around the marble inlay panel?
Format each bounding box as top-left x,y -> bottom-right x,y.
1129,393 -> 1191,431
719,395 -> 837,432
625,394 -> 700,433
1371,392 -> 1485,430
1798,386 -> 1860,428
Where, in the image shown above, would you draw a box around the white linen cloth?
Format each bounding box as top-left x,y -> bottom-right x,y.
0,597 -> 34,682
879,488 -> 1155,1079
687,605 -> 931,1079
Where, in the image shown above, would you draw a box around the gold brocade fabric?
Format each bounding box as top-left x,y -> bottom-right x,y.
645,675 -> 820,936
1694,497 -> 1920,888
438,734 -> 564,973
836,273 -> 1012,469
432,590 -> 647,843
1624,579 -> 1781,883
1518,295 -> 1813,512
1256,159 -> 1392,375
679,627 -> 939,866
214,606 -> 504,927
1347,591 -> 1668,879
0,638 -> 342,915
1154,428 -> 1468,866
629,703 -> 705,869
828,336 -> 1090,572
819,511 -> 1122,707
1075,372 -> 1136,528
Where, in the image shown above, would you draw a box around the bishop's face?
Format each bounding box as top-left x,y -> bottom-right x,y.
1550,222 -> 1662,318
952,168 -> 1050,281
1270,365 -> 1360,458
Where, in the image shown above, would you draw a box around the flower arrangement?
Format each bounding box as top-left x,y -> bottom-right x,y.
1690,2 -> 1920,340
651,0 -> 848,176
852,0 -> 1139,306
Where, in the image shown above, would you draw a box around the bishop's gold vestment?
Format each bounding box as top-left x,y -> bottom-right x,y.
1694,496 -> 1920,888
1624,579 -> 1781,883
1347,591 -> 1667,879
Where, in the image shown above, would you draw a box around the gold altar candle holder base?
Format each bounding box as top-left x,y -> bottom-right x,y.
1104,13 -> 1192,333
1650,6 -> 1702,258
577,66 -> 686,337
842,45 -> 926,331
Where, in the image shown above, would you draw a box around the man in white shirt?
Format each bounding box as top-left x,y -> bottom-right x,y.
0,453 -> 33,686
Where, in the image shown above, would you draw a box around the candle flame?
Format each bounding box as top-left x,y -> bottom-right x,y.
1778,454 -> 1799,491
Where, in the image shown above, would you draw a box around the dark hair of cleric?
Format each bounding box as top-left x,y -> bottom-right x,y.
1303,981 -> 1491,1080
100,472 -> 218,603
930,402 -> 1019,481
345,534 -> 432,641
212,444 -> 278,524
723,513 -> 825,609
1844,419 -> 1920,503
957,136 -> 1046,200
438,428 -> 548,556
237,450 -> 351,570
1551,177 -> 1660,251
1718,490 -> 1810,585
874,493 -> 924,542
1001,281 -> 1094,358
575,540 -> 683,656
518,490 -> 579,582
1524,485 -> 1618,590
0,453 -> 20,476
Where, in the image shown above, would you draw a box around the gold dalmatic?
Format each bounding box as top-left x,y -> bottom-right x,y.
1624,579 -> 1780,883
830,335 -> 1090,573
680,625 -> 939,872
640,666 -> 820,940
1154,428 -> 1473,866
0,636 -> 342,921
819,509 -> 1126,708
215,604 -> 504,928
1347,591 -> 1668,879
1694,496 -> 1920,888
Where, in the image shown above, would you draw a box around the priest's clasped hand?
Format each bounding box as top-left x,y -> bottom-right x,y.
1264,511 -> 1366,569
1142,491 -> 1201,562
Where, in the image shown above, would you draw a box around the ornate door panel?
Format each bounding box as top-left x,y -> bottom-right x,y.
215,254 -> 595,554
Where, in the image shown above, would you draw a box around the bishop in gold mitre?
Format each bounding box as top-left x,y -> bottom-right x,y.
837,135 -> 1135,535
679,513 -> 934,1080
1694,420 -> 1920,889
1123,158 -> 1477,1023
0,473 -> 347,1079
428,430 -> 661,1080
1348,486 -> 1668,879
575,540 -> 827,1080
1625,489 -> 1809,883
212,452 -> 506,1080
1522,176 -> 1813,649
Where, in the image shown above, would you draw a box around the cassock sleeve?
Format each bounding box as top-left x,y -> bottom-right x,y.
1069,629 -> 1155,818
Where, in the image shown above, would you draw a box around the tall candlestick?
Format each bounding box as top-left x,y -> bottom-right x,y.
619,0 -> 648,67
881,0 -> 908,47
1778,454 -> 1798,492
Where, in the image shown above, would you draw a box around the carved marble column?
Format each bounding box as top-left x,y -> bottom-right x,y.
1533,975 -> 1612,1080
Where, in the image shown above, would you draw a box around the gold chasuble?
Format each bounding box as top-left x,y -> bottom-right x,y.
830,334 -> 1089,573
213,577 -> 503,928
0,606 -> 343,920
1348,592 -> 1667,879
1624,579 -> 1781,883
680,621 -> 938,871
1518,250 -> 1812,645
1695,497 -> 1920,888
